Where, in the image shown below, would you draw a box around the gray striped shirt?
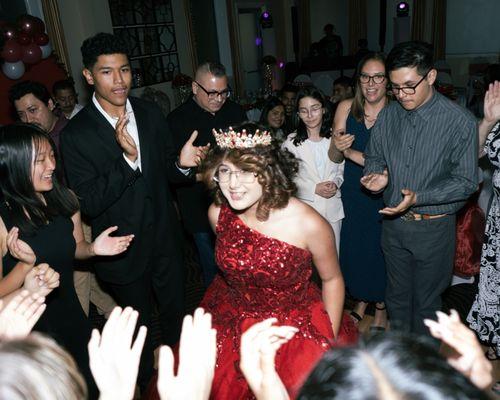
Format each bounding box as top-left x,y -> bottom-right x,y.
364,90 -> 478,215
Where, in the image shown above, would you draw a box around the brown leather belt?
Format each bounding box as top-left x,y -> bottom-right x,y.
400,211 -> 447,221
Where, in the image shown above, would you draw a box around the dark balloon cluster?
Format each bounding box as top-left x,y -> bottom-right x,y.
0,14 -> 53,80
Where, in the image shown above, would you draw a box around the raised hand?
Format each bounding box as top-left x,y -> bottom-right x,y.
6,227 -> 36,266
157,308 -> 216,400
178,130 -> 211,168
115,113 -> 138,163
88,306 -> 147,400
0,290 -> 46,339
333,130 -> 355,153
23,263 -> 60,297
240,318 -> 297,400
483,80 -> 500,124
379,188 -> 416,216
92,226 -> 134,256
315,182 -> 338,199
360,169 -> 388,192
424,310 -> 493,390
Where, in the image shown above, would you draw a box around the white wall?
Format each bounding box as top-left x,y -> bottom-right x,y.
446,0 -> 499,56
57,0 -> 113,102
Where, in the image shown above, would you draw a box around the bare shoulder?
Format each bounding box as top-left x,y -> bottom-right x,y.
337,99 -> 353,115
208,203 -> 221,231
285,198 -> 330,234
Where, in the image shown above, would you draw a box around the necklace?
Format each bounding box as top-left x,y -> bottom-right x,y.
364,114 -> 377,123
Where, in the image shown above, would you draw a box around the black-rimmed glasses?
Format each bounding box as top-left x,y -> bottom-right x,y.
359,74 -> 386,84
195,81 -> 231,100
389,70 -> 430,95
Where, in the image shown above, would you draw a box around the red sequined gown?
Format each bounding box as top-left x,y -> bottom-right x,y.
202,204 -> 357,399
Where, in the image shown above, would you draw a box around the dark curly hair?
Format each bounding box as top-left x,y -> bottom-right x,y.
81,32 -> 129,69
9,81 -> 51,106
199,122 -> 298,221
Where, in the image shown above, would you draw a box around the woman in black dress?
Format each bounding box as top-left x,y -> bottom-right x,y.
0,124 -> 134,397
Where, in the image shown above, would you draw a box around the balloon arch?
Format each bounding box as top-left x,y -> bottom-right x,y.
1,14 -> 53,80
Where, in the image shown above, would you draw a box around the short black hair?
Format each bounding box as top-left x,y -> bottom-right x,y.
8,81 -> 51,106
81,32 -> 129,69
298,331 -> 489,400
386,41 -> 434,76
333,76 -> 352,88
280,83 -> 299,95
52,79 -> 76,96
196,61 -> 227,78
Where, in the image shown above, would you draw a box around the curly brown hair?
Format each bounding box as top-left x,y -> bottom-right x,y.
199,123 -> 299,221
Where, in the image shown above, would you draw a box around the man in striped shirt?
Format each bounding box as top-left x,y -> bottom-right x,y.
362,41 -> 478,334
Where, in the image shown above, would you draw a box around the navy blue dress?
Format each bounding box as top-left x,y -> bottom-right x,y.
339,113 -> 386,302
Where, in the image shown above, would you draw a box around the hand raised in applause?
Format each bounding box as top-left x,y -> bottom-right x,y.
0,290 -> 46,339
315,181 -> 338,199
483,80 -> 500,124
91,226 -> 134,256
379,189 -> 416,216
424,310 -> 493,390
23,263 -> 60,297
240,318 -> 297,400
157,308 -> 216,400
115,113 -> 138,163
360,169 -> 388,193
333,130 -> 355,153
178,131 -> 211,168
6,227 -> 36,266
88,306 -> 147,400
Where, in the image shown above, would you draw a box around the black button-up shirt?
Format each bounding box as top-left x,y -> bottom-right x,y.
167,97 -> 247,232
364,90 -> 478,215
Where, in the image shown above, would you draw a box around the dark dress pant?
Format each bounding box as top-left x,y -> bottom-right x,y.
381,215 -> 456,334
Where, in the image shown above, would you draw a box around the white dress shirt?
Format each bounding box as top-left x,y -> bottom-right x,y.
92,94 -> 142,171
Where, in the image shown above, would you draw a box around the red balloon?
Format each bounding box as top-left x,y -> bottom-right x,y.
17,32 -> 32,45
34,32 -> 49,46
3,23 -> 17,40
17,14 -> 38,35
1,39 -> 22,62
21,42 -> 42,64
32,17 -> 45,34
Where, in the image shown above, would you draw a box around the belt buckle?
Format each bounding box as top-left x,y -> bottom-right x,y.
400,211 -> 416,221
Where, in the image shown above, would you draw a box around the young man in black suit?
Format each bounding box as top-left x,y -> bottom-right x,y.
61,33 -> 207,389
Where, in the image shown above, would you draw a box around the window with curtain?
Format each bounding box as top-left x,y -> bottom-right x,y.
108,0 -> 180,88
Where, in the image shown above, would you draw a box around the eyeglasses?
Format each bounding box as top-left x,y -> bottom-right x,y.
213,166 -> 257,183
195,81 -> 231,100
389,70 -> 430,95
298,104 -> 323,117
359,74 -> 386,84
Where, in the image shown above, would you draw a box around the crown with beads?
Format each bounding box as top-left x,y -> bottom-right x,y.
212,126 -> 272,149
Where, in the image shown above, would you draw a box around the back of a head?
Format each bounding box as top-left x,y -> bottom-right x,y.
81,32 -> 129,69
298,332 -> 489,400
386,41 -> 434,76
0,333 -> 87,400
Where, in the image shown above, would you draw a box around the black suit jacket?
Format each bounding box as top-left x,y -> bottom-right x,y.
61,97 -> 191,284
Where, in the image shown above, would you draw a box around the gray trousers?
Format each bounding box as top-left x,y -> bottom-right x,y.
381,215 -> 456,334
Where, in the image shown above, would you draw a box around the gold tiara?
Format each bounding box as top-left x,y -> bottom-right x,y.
212,127 -> 272,149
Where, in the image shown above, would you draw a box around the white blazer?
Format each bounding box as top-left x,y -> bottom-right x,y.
282,134 -> 345,223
